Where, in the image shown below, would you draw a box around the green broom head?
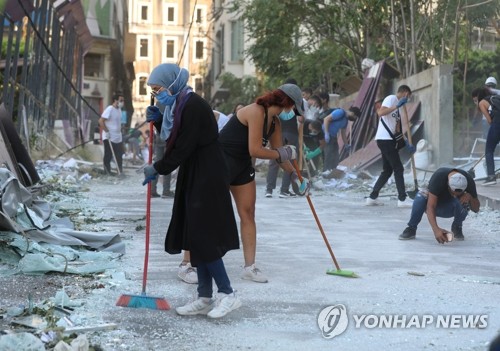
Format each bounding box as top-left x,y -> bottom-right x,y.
326,268 -> 359,278
116,293 -> 170,310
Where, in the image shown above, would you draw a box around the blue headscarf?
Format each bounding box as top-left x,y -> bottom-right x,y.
147,64 -> 190,140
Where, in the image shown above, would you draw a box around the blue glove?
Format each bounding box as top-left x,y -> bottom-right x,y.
324,132 -> 331,144
405,140 -> 416,154
142,165 -> 158,185
396,97 -> 408,108
146,106 -> 162,123
290,171 -> 311,196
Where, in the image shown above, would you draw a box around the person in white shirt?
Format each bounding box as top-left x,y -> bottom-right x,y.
366,85 -> 413,208
99,94 -> 125,176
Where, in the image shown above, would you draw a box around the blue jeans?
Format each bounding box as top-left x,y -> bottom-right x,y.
407,192 -> 469,229
485,121 -> 500,177
370,140 -> 407,201
197,258 -> 233,298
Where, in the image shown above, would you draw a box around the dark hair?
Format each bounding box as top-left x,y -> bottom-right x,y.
256,90 -> 294,109
113,94 -> 124,102
309,94 -> 321,106
318,92 -> 330,102
284,77 -> 298,85
397,85 -> 412,95
309,119 -> 322,131
349,106 -> 362,118
471,87 -> 490,102
302,87 -> 313,95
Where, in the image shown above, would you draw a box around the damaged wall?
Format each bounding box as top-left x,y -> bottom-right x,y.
341,64 -> 454,169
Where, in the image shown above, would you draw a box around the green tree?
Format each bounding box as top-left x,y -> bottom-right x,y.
216,72 -> 260,113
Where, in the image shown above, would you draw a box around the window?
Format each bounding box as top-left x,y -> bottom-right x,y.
84,53 -> 103,78
195,40 -> 204,60
164,4 -> 177,25
230,20 -> 244,61
196,9 -> 202,24
163,37 -> 177,61
141,6 -> 148,21
194,5 -> 206,25
137,75 -> 148,96
138,37 -> 150,58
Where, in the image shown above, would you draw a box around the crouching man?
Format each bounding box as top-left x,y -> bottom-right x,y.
399,168 -> 480,243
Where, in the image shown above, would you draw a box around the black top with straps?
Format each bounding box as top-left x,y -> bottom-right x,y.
218,105 -> 276,159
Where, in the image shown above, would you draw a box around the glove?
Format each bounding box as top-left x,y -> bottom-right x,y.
305,147 -> 322,160
405,140 -> 416,154
344,144 -> 352,153
142,165 -> 158,185
276,145 -> 297,163
396,97 -> 408,108
146,106 -> 162,123
324,133 -> 331,144
290,171 -> 311,196
303,145 -> 310,153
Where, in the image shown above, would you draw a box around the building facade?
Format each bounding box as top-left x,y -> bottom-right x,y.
209,0 -> 256,107
127,0 -> 213,123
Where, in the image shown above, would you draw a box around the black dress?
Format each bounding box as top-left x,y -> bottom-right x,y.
153,93 -> 239,266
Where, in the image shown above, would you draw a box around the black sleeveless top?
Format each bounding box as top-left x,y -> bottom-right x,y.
218,106 -> 276,160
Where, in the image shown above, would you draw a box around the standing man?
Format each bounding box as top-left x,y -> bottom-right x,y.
399,168 -> 480,242
365,85 -> 414,207
482,77 -> 500,139
99,94 -> 125,177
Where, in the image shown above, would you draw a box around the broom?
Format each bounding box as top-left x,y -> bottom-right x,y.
116,97 -> 170,310
292,160 -> 358,278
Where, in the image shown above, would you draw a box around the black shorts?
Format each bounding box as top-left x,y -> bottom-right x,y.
225,155 -> 255,186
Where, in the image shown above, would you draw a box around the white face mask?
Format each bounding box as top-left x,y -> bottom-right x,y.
118,101 -> 124,108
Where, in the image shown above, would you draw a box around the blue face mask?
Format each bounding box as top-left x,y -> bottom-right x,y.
155,90 -> 178,106
278,109 -> 295,121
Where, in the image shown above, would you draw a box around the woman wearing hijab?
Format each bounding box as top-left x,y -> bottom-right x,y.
143,63 -> 241,318
217,84 -> 310,283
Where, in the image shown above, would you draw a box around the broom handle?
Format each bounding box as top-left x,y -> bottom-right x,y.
292,159 -> 341,271
142,97 -> 155,294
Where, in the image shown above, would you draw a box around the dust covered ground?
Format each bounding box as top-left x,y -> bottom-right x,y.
1,167 -> 499,350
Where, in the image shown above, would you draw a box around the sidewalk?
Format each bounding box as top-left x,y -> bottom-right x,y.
64,169 -> 499,350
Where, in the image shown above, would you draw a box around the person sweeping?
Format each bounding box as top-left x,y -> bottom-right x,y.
143,63 -> 241,318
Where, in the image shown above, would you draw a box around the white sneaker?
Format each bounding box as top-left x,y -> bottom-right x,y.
397,199 -> 413,208
207,292 -> 242,319
365,197 -> 384,206
265,190 -> 272,198
178,263 -> 198,284
241,264 -> 268,283
176,297 -> 214,316
321,169 -> 332,177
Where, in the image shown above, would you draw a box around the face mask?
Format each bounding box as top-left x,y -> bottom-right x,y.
278,109 -> 295,121
309,130 -> 319,136
118,102 -> 124,108
155,90 -> 178,106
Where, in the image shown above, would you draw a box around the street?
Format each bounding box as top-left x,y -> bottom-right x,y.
59,168 -> 500,351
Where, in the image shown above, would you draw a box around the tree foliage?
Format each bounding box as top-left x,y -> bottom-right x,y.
230,0 -> 500,94
216,72 -> 260,114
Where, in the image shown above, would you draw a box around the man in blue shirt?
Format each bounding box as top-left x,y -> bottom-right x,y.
322,106 -> 360,174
